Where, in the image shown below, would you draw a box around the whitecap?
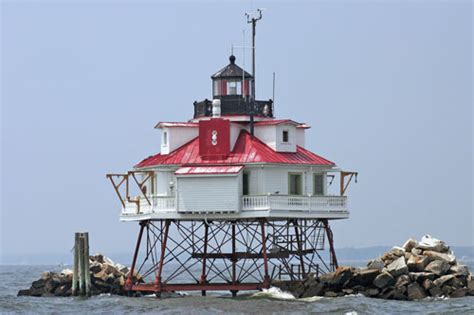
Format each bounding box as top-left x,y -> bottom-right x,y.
299,295 -> 325,302
251,287 -> 296,300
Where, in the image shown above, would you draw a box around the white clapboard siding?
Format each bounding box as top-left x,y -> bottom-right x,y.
296,128 -> 305,148
177,176 -> 240,212
156,171 -> 176,196
264,168 -> 310,195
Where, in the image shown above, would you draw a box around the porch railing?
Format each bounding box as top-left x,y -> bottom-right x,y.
242,195 -> 347,212
122,194 -> 347,215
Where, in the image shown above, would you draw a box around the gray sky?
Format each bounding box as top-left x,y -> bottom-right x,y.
1,0 -> 472,261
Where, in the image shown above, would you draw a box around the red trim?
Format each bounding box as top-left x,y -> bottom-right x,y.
243,80 -> 249,96
220,80 -> 227,95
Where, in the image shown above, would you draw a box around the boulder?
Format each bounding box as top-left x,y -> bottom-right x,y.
416,235 -> 449,253
386,256 -> 408,277
94,269 -> 109,281
392,289 -> 408,300
351,268 -> 380,286
115,263 -> 130,275
450,288 -> 468,298
102,263 -> 120,276
433,274 -> 455,287
422,279 -> 433,290
91,254 -> 105,263
381,248 -> 404,265
366,288 -> 379,297
373,271 -> 395,289
329,266 -> 353,289
319,266 -> 353,289
442,285 -> 454,296
391,247 -> 405,257
44,278 -> 60,293
449,265 -> 469,276
411,248 -> 423,256
429,285 -> 443,297
90,261 -> 102,274
31,279 -> 46,289
407,254 -> 430,272
323,291 -> 338,297
402,238 -> 418,252
450,276 -> 465,289
301,282 -> 325,298
291,282 -> 306,298
53,284 -> 71,297
407,282 -> 427,300
304,274 -> 318,288
41,272 -> 52,280
423,251 -> 456,265
395,274 -> 411,287
367,259 -> 384,271
17,289 -> 31,296
319,271 -> 335,283
342,289 -> 353,295
425,260 -> 450,276
409,272 -> 436,282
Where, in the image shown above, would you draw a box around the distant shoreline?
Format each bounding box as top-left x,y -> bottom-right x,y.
2,246 -> 473,266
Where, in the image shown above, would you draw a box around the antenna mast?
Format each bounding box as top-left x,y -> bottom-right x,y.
246,9 -> 263,136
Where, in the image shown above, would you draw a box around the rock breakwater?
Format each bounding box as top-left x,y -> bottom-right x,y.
273,235 -> 474,300
17,254 -> 141,297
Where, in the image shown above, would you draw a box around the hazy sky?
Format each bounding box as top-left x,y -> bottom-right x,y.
1,0 -> 472,262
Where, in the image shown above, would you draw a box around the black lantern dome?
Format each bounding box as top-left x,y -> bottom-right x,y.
193,55 -> 273,119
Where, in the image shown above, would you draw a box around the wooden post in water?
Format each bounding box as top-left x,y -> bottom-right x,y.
78,234 -> 85,295
72,233 -> 80,295
83,232 -> 91,297
72,232 -> 91,297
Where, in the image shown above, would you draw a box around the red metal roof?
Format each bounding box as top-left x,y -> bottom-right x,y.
175,165 -> 244,175
135,130 -> 335,168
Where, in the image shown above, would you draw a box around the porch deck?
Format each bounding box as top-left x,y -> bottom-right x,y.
119,194 -> 349,221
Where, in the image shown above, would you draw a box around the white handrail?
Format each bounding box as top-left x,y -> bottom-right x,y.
242,195 -> 347,212
122,194 -> 348,215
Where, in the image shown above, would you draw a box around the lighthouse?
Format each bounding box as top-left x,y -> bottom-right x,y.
107,32 -> 357,297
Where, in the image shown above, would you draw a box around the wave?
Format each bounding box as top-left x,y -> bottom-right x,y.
251,287 -> 296,300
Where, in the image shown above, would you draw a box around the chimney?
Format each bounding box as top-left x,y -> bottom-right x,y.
212,99 -> 221,118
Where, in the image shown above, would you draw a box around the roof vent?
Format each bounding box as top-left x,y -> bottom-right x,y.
212,99 -> 221,118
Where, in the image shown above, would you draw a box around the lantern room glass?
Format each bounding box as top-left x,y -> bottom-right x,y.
213,79 -> 250,97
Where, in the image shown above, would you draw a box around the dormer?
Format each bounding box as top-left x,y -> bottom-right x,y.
254,120 -> 309,152
155,122 -> 199,155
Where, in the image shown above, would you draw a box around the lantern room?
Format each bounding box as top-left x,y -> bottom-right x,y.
193,55 -> 274,119
211,55 -> 252,98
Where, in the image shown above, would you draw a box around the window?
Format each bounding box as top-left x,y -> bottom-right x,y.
282,130 -> 289,143
213,80 -> 219,96
288,173 -> 303,195
313,174 -> 324,195
243,172 -> 250,195
163,131 -> 168,146
227,81 -> 242,95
